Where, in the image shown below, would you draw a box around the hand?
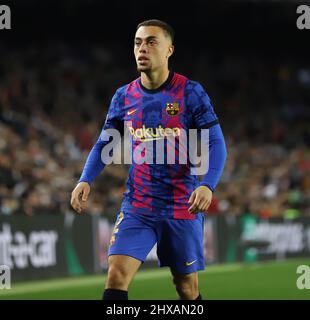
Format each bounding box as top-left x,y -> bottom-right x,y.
188,185 -> 212,214
70,182 -> 90,213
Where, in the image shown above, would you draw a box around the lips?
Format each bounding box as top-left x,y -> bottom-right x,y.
138,56 -> 149,62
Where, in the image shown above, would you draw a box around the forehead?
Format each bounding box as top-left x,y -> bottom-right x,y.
135,26 -> 167,40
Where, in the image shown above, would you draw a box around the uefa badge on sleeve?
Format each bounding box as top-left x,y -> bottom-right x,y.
166,102 -> 180,116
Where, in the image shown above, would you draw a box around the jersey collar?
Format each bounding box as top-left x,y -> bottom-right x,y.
139,71 -> 174,94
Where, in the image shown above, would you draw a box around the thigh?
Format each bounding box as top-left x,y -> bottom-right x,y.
108,211 -> 157,263
157,213 -> 205,274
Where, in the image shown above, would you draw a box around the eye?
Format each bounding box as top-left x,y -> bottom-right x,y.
135,40 -> 141,46
149,40 -> 156,46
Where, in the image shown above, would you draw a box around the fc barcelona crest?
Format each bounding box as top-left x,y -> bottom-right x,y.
166,102 -> 180,116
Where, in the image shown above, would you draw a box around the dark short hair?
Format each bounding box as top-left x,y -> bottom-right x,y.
136,19 -> 174,43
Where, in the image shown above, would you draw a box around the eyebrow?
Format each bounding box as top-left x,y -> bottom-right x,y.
134,36 -> 158,41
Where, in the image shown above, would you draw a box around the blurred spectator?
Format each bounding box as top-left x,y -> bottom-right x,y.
0,42 -> 309,220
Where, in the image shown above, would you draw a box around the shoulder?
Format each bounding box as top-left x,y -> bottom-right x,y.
172,72 -> 203,89
172,72 -> 188,84
184,79 -> 208,96
114,77 -> 140,96
110,79 -> 138,108
183,79 -> 211,107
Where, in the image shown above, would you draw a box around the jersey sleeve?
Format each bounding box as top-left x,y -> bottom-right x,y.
185,80 -> 219,129
78,88 -> 125,185
102,87 -> 125,133
199,124 -> 227,192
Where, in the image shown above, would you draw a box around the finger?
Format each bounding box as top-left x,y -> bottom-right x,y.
201,200 -> 211,213
195,196 -> 204,209
188,191 -> 196,204
82,188 -> 90,202
188,201 -> 197,212
193,197 -> 209,213
198,198 -> 209,212
73,201 -> 81,213
70,195 -> 77,210
194,203 -> 204,214
76,201 -> 83,213
71,193 -> 82,213
81,198 -> 88,211
189,195 -> 203,213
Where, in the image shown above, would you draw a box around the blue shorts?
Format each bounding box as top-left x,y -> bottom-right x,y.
108,211 -> 205,274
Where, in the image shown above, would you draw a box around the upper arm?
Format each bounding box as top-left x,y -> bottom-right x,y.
185,80 -> 219,129
103,88 -> 125,133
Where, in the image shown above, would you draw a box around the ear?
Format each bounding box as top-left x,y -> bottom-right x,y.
167,45 -> 174,58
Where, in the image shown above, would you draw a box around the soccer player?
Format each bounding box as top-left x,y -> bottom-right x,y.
71,19 -> 227,300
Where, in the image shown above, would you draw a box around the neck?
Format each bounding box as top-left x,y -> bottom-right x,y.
140,68 -> 170,90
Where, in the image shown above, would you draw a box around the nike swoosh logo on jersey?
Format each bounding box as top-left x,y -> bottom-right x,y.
127,109 -> 137,115
185,260 -> 197,266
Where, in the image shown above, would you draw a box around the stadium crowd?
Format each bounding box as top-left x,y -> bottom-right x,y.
0,42 -> 309,220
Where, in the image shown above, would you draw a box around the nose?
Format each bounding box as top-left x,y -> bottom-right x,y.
138,41 -> 148,53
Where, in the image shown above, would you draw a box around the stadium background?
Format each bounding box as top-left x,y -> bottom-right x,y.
0,0 -> 310,299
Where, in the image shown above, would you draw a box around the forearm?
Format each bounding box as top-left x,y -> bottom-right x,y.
199,124 -> 227,192
78,138 -> 106,185
78,128 -> 118,184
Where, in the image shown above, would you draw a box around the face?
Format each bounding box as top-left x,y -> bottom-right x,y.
134,26 -> 174,73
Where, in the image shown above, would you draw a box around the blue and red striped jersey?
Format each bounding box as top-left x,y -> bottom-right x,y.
101,72 -> 220,219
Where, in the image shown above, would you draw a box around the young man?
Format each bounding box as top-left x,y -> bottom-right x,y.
71,20 -> 227,300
